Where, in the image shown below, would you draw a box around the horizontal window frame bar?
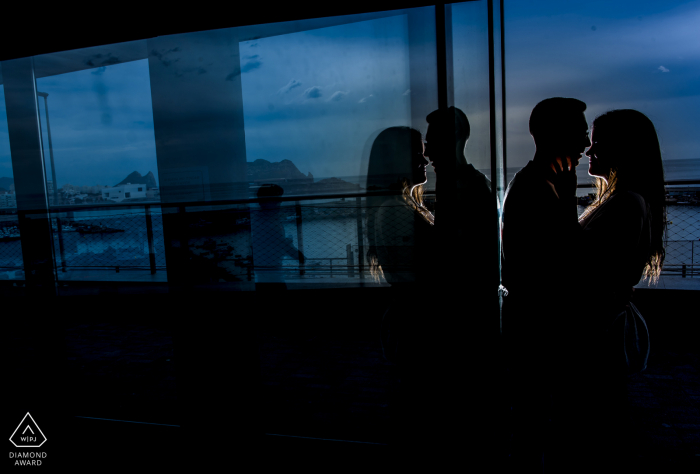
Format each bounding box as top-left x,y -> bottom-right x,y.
12,179 -> 694,215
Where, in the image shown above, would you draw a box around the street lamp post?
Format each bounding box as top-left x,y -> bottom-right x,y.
37,92 -> 66,272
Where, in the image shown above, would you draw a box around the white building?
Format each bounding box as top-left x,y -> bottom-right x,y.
102,183 -> 148,203
0,193 -> 16,208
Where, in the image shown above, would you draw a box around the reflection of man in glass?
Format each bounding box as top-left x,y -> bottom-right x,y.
415,107 -> 498,466
251,184 -> 304,291
423,106 -> 495,292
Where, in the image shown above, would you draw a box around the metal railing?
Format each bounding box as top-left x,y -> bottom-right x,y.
1,180 -> 698,281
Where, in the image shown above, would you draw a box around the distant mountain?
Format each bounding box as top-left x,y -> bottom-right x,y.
247,159 -> 312,182
247,159 -> 363,195
0,177 -> 13,190
310,177 -> 361,192
114,171 -> 158,189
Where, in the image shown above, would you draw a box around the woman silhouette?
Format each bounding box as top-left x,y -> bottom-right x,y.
366,126 -> 433,289
551,109 -> 667,472
579,109 -> 666,288
365,126 -> 441,466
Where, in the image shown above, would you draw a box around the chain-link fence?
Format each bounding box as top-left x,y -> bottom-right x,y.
50,205 -> 166,277
664,203 -> 699,277
168,204 -> 254,283
2,191 -> 698,282
249,198 -> 367,281
0,214 -> 24,279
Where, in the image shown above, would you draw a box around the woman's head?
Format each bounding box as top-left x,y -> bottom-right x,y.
365,127 -> 431,282
366,126 -> 427,190
582,109 -> 667,281
586,109 -> 663,188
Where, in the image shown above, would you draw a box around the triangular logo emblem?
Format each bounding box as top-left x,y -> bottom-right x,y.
9,413 -> 47,448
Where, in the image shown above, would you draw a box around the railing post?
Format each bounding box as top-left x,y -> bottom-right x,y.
355,196 -> 364,279
179,206 -> 189,251
145,205 -> 157,275
295,201 -> 305,276
347,243 -> 354,277
56,216 -> 67,272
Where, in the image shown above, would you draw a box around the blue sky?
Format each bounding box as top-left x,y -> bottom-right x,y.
35,60 -> 159,188
504,0 -> 700,169
239,13 -> 413,179
0,0 -> 698,188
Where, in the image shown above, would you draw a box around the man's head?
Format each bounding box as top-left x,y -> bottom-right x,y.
529,97 -> 591,167
424,106 -> 470,174
257,183 -> 284,208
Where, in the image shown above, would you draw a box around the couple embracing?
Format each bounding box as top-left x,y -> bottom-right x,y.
365,99 -> 666,471
367,107 -> 498,469
502,98 -> 666,472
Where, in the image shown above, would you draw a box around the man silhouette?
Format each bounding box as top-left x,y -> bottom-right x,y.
397,107 -> 498,469
500,97 -> 591,473
423,107 -> 495,292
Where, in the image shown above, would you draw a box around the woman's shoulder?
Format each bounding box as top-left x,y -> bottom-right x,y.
581,190 -> 646,230
608,190 -> 647,214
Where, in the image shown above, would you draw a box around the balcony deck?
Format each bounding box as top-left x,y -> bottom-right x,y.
6,286 -> 697,471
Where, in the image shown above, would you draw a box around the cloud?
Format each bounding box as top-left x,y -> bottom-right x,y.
241,54 -> 262,73
277,79 -> 302,94
85,53 -> 121,68
658,65 -> 670,72
303,86 -> 323,99
329,91 -> 349,102
149,47 -> 181,67
358,94 -> 374,103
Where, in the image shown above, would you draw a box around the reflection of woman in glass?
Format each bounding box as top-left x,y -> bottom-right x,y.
365,126 -> 435,460
366,127 -> 433,358
366,126 -> 433,286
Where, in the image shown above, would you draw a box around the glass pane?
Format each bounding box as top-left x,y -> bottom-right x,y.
240,13 -> 417,287
504,1 -> 700,279
34,57 -> 167,282
0,76 -> 25,281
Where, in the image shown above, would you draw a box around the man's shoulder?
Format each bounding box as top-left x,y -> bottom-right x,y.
504,162 -> 543,198
458,163 -> 492,194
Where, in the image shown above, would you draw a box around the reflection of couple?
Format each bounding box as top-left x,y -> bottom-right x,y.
366,107 -> 493,289
367,107 -> 497,467
501,98 -> 667,472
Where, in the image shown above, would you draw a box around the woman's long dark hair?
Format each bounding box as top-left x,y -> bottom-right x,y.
579,109 -> 667,282
365,126 -> 430,281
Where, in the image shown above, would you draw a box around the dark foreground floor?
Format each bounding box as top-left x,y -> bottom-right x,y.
6,311 -> 700,471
